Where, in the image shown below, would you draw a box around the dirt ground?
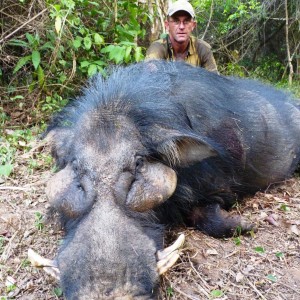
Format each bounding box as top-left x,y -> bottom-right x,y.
0,140 -> 299,300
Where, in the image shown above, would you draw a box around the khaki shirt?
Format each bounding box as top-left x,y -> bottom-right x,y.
146,35 -> 218,73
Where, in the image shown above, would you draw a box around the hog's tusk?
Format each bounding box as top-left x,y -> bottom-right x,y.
156,233 -> 185,275
28,248 -> 60,280
157,233 -> 185,261
157,250 -> 180,275
43,266 -> 61,280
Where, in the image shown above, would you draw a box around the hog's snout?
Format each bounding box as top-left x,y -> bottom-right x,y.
56,199 -> 161,299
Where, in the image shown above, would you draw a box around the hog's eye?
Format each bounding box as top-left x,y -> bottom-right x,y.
72,160 -> 79,172
135,156 -> 144,171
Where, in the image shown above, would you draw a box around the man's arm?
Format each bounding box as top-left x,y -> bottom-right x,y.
197,40 -> 219,74
145,40 -> 168,60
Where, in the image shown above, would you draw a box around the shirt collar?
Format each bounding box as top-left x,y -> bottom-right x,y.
167,35 -> 192,58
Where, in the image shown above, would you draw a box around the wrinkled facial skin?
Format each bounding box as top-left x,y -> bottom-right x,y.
46,116 -> 177,299
165,11 -> 196,45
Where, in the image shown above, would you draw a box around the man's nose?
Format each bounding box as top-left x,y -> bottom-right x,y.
179,22 -> 185,29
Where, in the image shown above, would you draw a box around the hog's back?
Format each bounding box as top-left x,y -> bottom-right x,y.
169,65 -> 300,188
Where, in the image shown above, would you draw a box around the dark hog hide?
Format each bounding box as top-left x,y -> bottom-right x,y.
45,61 -> 300,299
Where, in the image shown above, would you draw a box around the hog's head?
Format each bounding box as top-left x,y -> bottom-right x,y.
44,68 -> 217,299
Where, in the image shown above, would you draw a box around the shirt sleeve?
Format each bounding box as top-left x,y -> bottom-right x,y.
145,41 -> 167,60
197,40 -> 219,74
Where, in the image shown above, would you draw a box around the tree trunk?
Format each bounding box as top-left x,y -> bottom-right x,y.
284,0 -> 293,85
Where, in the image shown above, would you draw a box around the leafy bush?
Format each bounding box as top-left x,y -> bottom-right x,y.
1,0 -> 150,126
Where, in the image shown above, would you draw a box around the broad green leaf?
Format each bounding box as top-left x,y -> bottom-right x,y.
280,204 -> 290,211
53,287 -> 63,297
37,65 -> 45,87
210,289 -> 223,298
275,252 -> 284,258
59,60 -> 66,66
40,41 -> 55,50
83,36 -> 92,50
79,27 -> 86,35
100,45 -> 115,54
134,46 -> 143,62
13,55 -> 31,74
233,237 -> 241,246
93,60 -> 106,66
63,0 -> 75,9
25,33 -> 34,45
88,64 -> 98,77
109,46 -> 125,64
0,164 -> 13,177
266,274 -> 277,282
94,33 -> 104,45
73,38 -> 81,49
59,74 -> 67,83
124,46 -> 132,63
53,4 -> 61,12
254,246 -> 265,254
72,17 -> 81,26
55,16 -> 62,34
80,61 -> 90,68
32,51 -> 41,70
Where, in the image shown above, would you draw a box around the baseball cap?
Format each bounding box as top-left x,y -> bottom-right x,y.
168,0 -> 195,18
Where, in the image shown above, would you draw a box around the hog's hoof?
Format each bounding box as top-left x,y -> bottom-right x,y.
189,204 -> 256,238
156,233 -> 185,275
239,218 -> 257,234
28,248 -> 60,280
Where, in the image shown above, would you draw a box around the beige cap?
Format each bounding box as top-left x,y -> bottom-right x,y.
168,0 -> 195,18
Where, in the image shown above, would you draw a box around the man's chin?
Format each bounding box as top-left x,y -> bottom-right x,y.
175,37 -> 188,43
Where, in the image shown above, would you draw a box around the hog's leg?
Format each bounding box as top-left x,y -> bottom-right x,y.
156,233 -> 185,275
189,204 -> 255,238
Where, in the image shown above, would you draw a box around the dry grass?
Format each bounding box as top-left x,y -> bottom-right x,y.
0,140 -> 299,300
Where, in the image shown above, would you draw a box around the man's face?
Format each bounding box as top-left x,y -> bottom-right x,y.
165,11 -> 196,45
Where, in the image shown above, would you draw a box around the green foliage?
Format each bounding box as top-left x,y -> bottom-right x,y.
53,287 -> 63,297
34,212 -> 44,230
0,237 -> 5,255
210,289 -> 223,298
0,140 -> 16,178
3,0 -> 150,124
251,56 -> 285,82
193,0 -> 262,34
2,0 -> 299,127
266,274 -> 277,282
0,126 -> 52,179
166,286 -> 174,297
279,204 -> 290,212
275,252 -> 284,259
10,33 -> 45,87
21,259 -> 31,268
254,246 -> 265,254
233,236 -> 241,246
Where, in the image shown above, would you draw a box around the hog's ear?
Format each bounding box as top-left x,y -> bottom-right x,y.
157,132 -> 217,167
126,160 -> 177,212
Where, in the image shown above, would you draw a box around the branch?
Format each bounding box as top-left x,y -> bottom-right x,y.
155,0 -> 166,34
0,8 -> 48,44
201,0 -> 214,40
284,0 -> 293,85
